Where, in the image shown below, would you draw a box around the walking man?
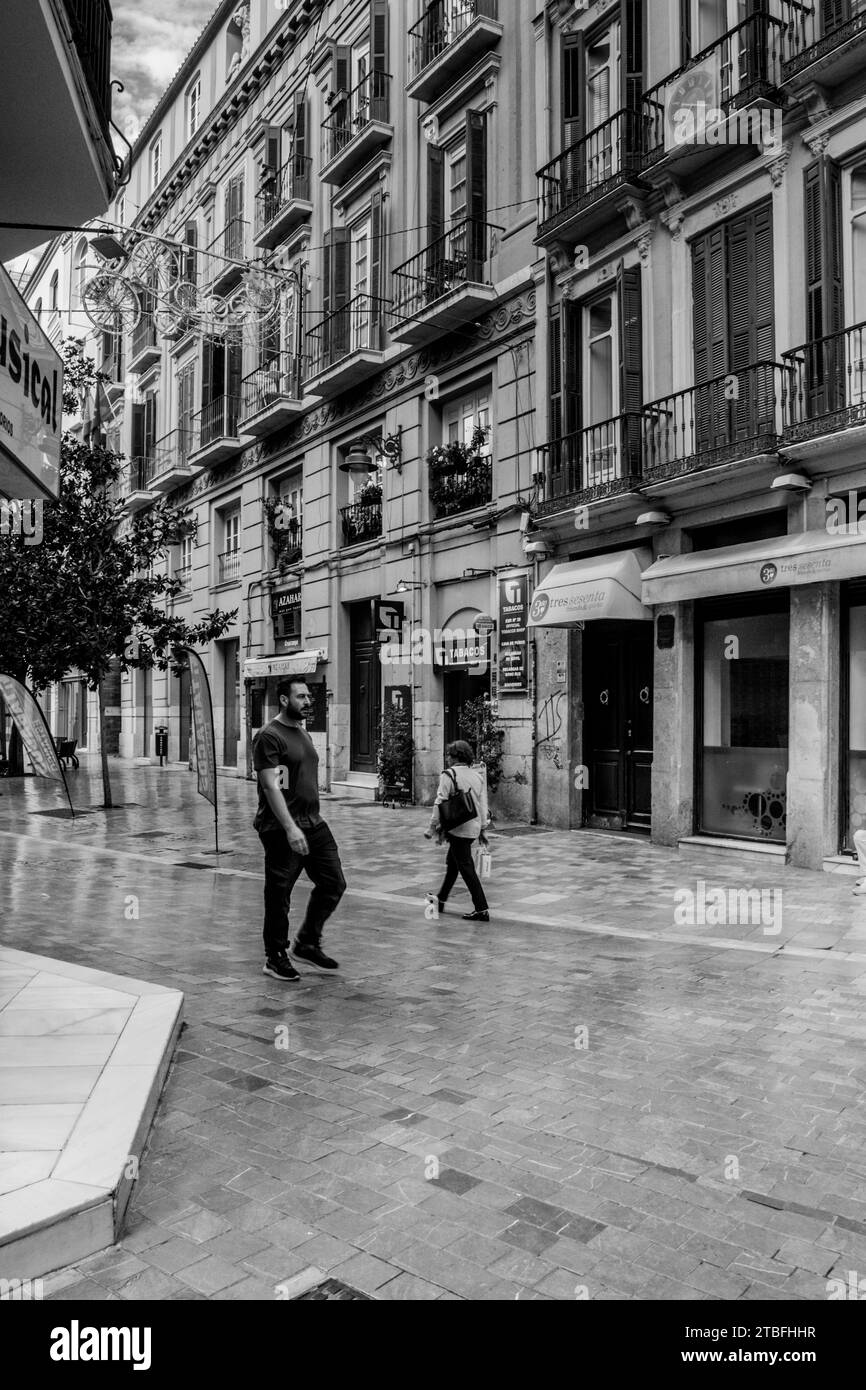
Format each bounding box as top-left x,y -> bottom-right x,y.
253,677 -> 345,981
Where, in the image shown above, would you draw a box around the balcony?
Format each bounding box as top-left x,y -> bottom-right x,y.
429,452 -> 492,519
642,13 -> 785,181
122,457 -> 157,513
129,314 -> 160,373
537,416 -> 643,514
188,395 -> 246,467
148,428 -> 195,493
321,72 -> 392,185
407,0 -> 503,103
100,346 -> 125,403
254,155 -> 313,250
208,218 -> 247,295
340,500 -> 382,547
175,565 -> 193,591
63,0 -> 112,142
392,218 -> 500,345
781,0 -> 866,87
536,109 -> 647,249
641,361 -> 788,486
218,549 -> 241,584
305,295 -> 387,395
240,355 -> 306,436
782,320 -> 866,462
272,518 -> 304,570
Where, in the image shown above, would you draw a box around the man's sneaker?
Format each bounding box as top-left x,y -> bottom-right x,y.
292,940 -> 339,971
263,955 -> 300,982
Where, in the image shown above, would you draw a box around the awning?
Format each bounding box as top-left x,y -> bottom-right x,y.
243,649 -> 326,680
641,529 -> 866,605
528,548 -> 653,626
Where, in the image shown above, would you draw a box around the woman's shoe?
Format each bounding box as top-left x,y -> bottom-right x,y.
462,909 -> 489,922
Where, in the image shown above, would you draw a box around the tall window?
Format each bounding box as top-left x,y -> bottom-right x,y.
35,298 -> 43,323
445,390 -> 491,451
177,362 -> 195,461
350,215 -> 371,350
224,508 -> 240,553
74,238 -> 88,309
150,136 -> 162,191
187,75 -> 201,141
50,271 -> 59,311
586,21 -> 620,131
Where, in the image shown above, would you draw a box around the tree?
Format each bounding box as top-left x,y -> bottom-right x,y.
0,340 -> 235,806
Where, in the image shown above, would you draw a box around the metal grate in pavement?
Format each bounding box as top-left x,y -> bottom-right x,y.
293,1280 -> 372,1301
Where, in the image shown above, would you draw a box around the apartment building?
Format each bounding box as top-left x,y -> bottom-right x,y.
59,0 -> 538,814
529,0 -> 866,871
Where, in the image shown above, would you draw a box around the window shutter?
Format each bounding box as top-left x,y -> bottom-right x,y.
322,230 -> 333,322
293,90 -> 307,164
334,44 -> 350,92
466,110 -> 487,276
131,402 -> 145,459
563,300 -> 580,436
824,0 -> 847,33
692,224 -> 728,452
370,189 -> 384,343
184,222 -> 197,285
428,143 -> 445,240
621,0 -> 644,111
562,32 -> 583,151
679,0 -> 691,63
370,0 -> 389,71
331,227 -> 350,359
264,126 -> 281,173
549,308 -> 563,444
617,263 -> 643,471
201,338 -> 214,408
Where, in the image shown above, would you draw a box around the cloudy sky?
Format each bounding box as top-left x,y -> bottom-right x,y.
112,0 -> 218,141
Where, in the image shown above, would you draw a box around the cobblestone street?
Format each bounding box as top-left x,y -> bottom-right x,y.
2,760 -> 866,1302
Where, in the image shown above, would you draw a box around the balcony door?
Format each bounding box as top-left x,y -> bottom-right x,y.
350,600 -> 380,774
222,639 -> 240,768
350,216 -> 371,351
585,19 -> 621,186
583,293 -> 617,486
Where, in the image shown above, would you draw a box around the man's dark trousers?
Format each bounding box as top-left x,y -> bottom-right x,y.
259,821 -> 346,960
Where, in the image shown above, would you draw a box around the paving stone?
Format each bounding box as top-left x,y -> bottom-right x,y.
142,1237 -> 212,1275
375,1272 -> 446,1300
174,1255 -> 247,1295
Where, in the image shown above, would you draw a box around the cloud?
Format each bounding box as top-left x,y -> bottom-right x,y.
111,1 -> 217,141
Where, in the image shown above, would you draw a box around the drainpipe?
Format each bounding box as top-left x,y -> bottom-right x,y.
530,555 -> 539,825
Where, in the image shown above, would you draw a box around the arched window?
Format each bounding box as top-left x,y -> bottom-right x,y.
35,298 -> 43,322
74,238 -> 88,309
49,271 -> 59,311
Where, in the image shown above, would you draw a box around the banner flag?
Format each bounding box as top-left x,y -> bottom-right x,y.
0,672 -> 74,816
181,648 -> 217,811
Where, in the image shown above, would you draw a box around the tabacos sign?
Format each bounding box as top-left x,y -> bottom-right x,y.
0,263 -> 62,499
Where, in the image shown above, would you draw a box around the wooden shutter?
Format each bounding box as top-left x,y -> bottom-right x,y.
201,338 -> 213,408
622,0 -> 644,112
824,0 -> 847,34
264,126 -> 281,173
324,227 -> 350,360
144,391 -> 157,459
617,263 -> 643,471
692,224 -> 728,451
371,0 -> 389,70
549,308 -> 563,444
370,189 -> 384,343
563,299 -> 580,436
293,90 -> 307,163
131,402 -> 145,459
804,156 -> 843,344
466,110 -> 487,277
562,32 -> 583,151
679,0 -> 691,63
184,222 -> 197,285
428,144 -> 445,240
334,44 -> 350,92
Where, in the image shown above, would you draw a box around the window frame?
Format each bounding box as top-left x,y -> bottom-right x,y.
187,74 -> 202,141
150,135 -> 163,191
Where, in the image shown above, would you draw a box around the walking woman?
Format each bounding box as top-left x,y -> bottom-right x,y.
425,740 -> 490,922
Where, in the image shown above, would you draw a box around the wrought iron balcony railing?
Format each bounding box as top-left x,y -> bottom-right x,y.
131,313 -> 157,364
125,456 -> 154,494
394,218 -> 499,317
540,415 -> 643,502
192,395 -> 241,452
218,549 -> 241,583
429,452 -> 492,518
255,155 -> 313,237
322,71 -> 391,165
782,320 -> 866,439
306,294 -> 383,375
150,427 -> 193,483
273,519 -> 303,566
175,565 -> 193,591
781,0 -> 866,73
63,0 -> 113,138
340,501 -> 382,547
642,13 -> 786,164
241,356 -> 304,418
208,217 -> 247,278
409,0 -> 499,80
642,361 -> 789,477
538,108 -> 644,228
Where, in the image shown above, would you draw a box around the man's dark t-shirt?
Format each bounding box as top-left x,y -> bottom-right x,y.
252,719 -> 321,832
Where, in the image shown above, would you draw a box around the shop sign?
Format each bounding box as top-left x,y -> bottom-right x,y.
270,587 -> 301,616
498,574 -> 529,694
437,633 -> 488,670
0,263 -> 62,499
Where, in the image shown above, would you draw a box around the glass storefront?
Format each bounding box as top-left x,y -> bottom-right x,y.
699,599 -> 790,842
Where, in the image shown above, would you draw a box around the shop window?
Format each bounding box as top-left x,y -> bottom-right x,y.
698,600 -> 789,842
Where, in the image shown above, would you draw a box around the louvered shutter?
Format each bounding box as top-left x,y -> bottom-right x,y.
131,403 -> 145,483
692,224 -> 728,451
562,33 -> 583,149
804,156 -> 844,417
563,299 -> 580,437
371,0 -> 389,122
466,110 -> 487,278
617,263 -> 643,473
331,227 -> 350,360
201,338 -> 214,409
293,91 -> 308,196
144,391 -> 157,463
824,0 -> 848,35
264,127 -> 281,174
622,0 -> 643,112
370,189 -> 384,345
548,308 -> 564,489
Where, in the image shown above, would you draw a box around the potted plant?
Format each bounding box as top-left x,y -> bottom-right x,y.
377,701 -> 415,803
458,694 -> 505,794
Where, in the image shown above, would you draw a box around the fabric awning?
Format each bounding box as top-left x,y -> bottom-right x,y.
243,650 -> 325,680
641,529 -> 866,605
528,548 -> 653,626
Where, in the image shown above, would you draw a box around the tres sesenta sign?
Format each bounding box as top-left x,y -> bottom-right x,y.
0,264 -> 62,499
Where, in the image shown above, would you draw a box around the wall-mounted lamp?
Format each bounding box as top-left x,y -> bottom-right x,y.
771,472 -> 812,493
635,510 -> 672,527
340,427 -> 404,479
463,567 -> 495,578
395,579 -> 424,594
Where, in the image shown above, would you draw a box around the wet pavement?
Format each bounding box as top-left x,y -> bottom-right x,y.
1,757 -> 865,1301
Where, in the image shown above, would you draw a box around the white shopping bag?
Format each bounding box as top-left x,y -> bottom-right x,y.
477,848 -> 492,880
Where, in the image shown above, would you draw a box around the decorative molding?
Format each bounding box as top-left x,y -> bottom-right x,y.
636,222 -> 656,264
616,193 -> 647,230
596,263 -> 614,284
547,244 -> 571,276
422,115 -> 439,144
800,80 -> 832,125
803,128 -> 831,156
660,205 -> 685,240
712,193 -> 738,218
764,140 -> 792,188
657,174 -> 684,210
